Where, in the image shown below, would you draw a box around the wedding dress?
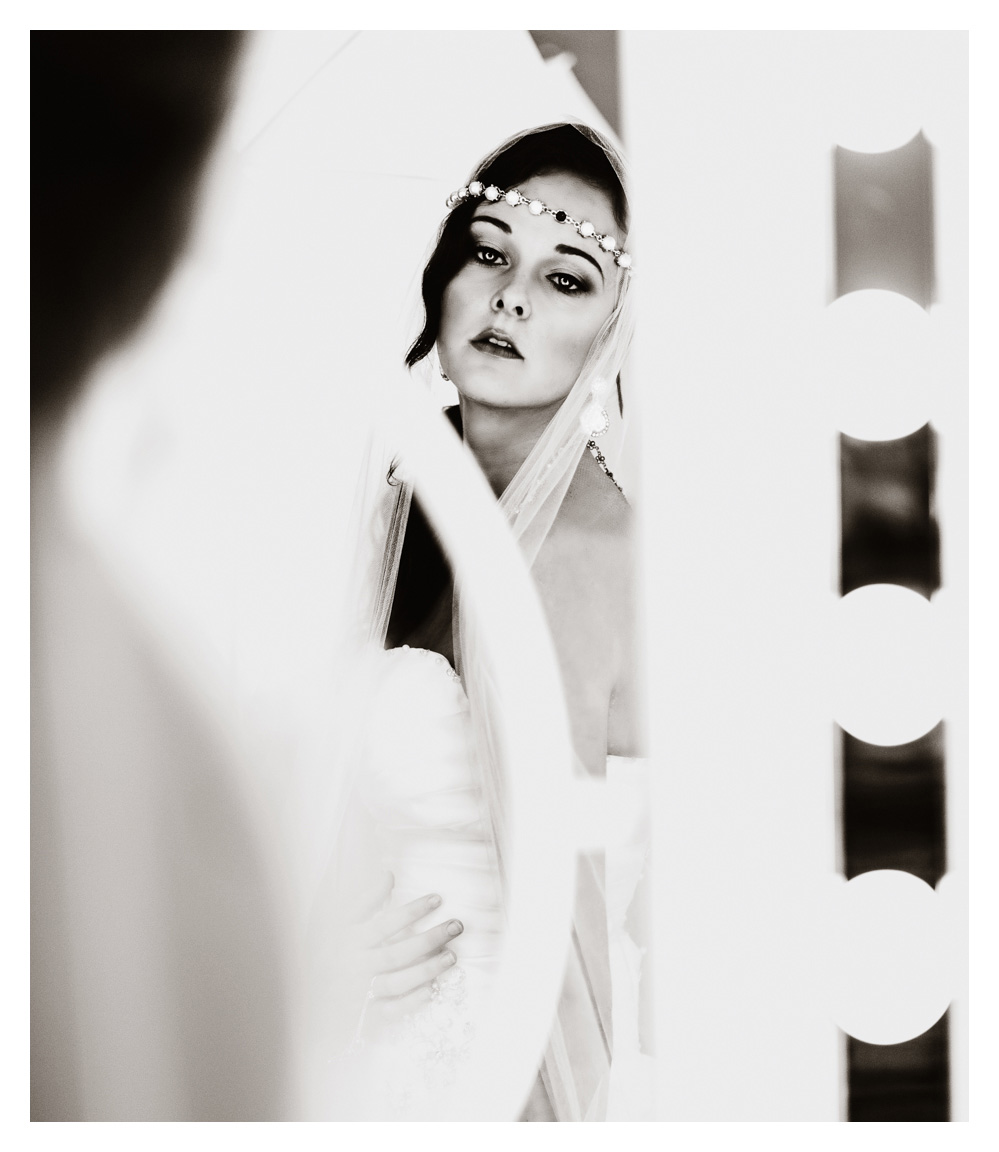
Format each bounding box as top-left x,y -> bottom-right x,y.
333,643 -> 500,1118
333,642 -> 650,1120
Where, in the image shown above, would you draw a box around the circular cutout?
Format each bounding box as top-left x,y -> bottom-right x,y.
831,110 -> 925,158
823,870 -> 954,1045
816,290 -> 934,441
829,584 -> 943,747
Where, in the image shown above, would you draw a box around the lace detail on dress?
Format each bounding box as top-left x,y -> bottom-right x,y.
360,964 -> 476,1119
401,964 -> 475,1077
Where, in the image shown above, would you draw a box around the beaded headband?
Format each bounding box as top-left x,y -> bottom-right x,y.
445,180 -> 633,270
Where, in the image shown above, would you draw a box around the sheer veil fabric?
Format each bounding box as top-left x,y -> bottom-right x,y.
313,123 -> 643,1121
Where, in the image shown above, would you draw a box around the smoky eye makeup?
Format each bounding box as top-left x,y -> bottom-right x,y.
467,230 -> 506,262
472,244 -> 506,268
468,218 -> 603,293
553,243 -> 606,285
469,220 -> 505,250
548,268 -> 594,296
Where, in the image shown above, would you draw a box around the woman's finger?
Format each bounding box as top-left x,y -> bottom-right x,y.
357,892 -> 442,948
372,917 -> 463,974
371,947 -> 456,1000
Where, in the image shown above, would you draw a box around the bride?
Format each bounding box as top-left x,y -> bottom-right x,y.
305,122 -> 647,1121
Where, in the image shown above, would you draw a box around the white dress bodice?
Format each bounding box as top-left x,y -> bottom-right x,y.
356,644 -> 504,974
344,645 -> 501,1116
346,644 -> 651,1119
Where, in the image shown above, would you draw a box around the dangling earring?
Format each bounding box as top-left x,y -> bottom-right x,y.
580,377 -> 612,438
440,370 -> 450,382
582,402 -> 610,437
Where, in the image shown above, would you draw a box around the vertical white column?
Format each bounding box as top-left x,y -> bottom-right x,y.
622,31 -> 839,1120
621,30 -> 966,1120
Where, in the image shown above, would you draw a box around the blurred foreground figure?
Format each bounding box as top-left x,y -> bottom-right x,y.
31,32 -> 288,1120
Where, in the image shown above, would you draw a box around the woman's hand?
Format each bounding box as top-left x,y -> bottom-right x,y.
346,872 -> 464,1031
304,869 -> 463,1053
354,875 -> 464,1023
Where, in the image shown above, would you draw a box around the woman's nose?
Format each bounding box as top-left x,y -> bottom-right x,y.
491,280 -> 531,319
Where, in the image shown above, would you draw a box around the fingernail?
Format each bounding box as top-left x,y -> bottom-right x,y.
447,920 -> 463,937
428,894 -> 442,909
442,950 -> 456,967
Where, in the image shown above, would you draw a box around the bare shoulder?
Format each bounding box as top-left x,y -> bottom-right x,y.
532,450 -> 636,635
541,449 -> 635,579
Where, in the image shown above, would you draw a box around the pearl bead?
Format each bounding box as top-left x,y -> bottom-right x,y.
616,253 -> 632,268
484,185 -> 500,201
468,181 -> 483,196
528,199 -> 544,215
578,221 -> 595,236
599,235 -> 617,251
505,189 -> 521,206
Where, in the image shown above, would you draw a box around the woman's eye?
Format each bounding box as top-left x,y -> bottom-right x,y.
549,273 -> 586,294
473,244 -> 505,266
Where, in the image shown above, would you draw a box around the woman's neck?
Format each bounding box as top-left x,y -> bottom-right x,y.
458,396 -> 564,497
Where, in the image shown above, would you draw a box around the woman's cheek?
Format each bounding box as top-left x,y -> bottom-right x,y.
439,285 -> 468,352
561,325 -> 597,381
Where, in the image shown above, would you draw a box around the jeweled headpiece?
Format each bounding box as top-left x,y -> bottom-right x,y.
445,180 -> 633,270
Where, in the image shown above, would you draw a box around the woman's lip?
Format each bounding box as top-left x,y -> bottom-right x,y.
470,337 -> 523,360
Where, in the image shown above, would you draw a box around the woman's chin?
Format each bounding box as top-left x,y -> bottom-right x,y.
455,390 -> 559,415
451,375 -> 573,415
450,376 -> 517,409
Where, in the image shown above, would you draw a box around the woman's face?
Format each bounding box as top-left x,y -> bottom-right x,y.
437,171 -> 622,411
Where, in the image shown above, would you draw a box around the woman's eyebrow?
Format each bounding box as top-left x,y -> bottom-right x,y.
471,214 -> 510,233
555,243 -> 605,284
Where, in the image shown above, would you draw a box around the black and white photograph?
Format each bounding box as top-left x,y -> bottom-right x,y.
27,19 -> 975,1129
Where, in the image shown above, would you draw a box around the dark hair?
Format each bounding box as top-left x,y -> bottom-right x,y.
404,124 -> 628,369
